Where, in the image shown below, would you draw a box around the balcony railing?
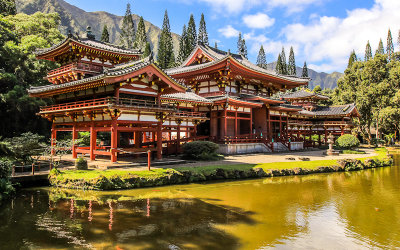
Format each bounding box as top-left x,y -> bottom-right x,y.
47,63 -> 103,77
171,111 -> 207,118
40,97 -> 110,112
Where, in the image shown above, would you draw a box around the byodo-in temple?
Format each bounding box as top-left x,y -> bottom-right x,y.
28,29 -> 360,162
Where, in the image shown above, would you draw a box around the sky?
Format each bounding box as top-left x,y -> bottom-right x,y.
64,0 -> 400,73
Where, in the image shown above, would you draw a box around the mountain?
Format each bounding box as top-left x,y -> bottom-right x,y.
266,62 -> 343,89
15,0 -> 180,56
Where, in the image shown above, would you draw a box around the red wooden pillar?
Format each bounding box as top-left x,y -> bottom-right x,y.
111,120 -> 117,162
157,122 -> 162,159
234,108 -> 238,137
72,124 -> 77,158
324,126 -> 328,144
279,113 -> 282,138
224,107 -> 227,138
286,114 -> 289,138
250,108 -> 253,135
177,121 -> 181,153
90,123 -> 96,161
267,108 -> 272,139
51,124 -> 56,156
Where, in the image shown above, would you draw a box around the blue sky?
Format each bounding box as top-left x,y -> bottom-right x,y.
64,0 -> 400,73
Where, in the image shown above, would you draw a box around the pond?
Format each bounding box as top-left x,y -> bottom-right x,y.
1,155 -> 400,249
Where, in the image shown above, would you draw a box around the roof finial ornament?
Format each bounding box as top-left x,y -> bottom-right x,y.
86,26 -> 95,40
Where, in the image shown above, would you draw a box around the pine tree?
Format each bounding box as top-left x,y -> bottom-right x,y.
241,39 -> 248,58
301,61 -> 309,78
157,10 -> 175,69
134,16 -> 148,50
177,25 -> 187,64
288,46 -> 296,75
256,45 -> 267,69
119,3 -> 136,49
365,40 -> 372,61
276,54 -> 283,74
347,50 -> 357,68
186,14 -> 197,54
376,38 -> 385,55
398,30 -> 400,52
101,25 -> 110,43
280,47 -> 287,75
198,13 -> 208,45
143,42 -> 151,58
0,0 -> 16,16
387,29 -> 394,60
237,32 -> 243,54
214,42 -> 218,49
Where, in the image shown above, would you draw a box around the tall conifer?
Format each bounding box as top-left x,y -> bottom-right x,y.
280,47 -> 287,75
241,39 -> 248,58
101,25 -> 110,43
256,45 -> 267,69
237,32 -> 243,54
134,16 -> 147,50
276,54 -> 283,74
347,50 -> 357,68
301,61 -> 309,78
387,29 -> 394,60
376,38 -> 385,55
214,42 -> 218,49
398,30 -> 400,51
143,42 -> 151,58
198,13 -> 208,45
186,14 -> 197,54
365,41 -> 372,61
288,46 -> 296,75
157,10 -> 175,68
119,3 -> 136,49
177,25 -> 187,64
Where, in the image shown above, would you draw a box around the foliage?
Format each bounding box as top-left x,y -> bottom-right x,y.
177,24 -> 187,64
256,45 -> 267,69
143,42 -> 151,58
0,160 -> 14,201
182,141 -> 220,161
365,41 -> 372,61
336,134 -> 360,149
101,24 -> 110,43
342,149 -> 366,154
347,50 -> 357,68
376,38 -> 385,55
237,32 -> 243,55
313,85 -> 322,93
387,29 -> 394,60
302,61 -> 309,77
185,14 -> 196,57
280,47 -> 287,75
0,0 -> 16,16
119,3 -> 135,49
288,46 -> 296,75
4,132 -> 46,165
197,13 -> 208,45
157,10 -> 175,69
134,16 -> 147,50
75,157 -> 88,170
240,39 -> 248,58
276,54 -> 283,74
0,13 -> 64,138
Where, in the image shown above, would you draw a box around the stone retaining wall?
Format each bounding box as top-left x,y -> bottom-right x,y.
217,143 -> 272,155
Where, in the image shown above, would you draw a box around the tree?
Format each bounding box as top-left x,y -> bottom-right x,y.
280,47 -> 287,75
365,41 -> 372,61
0,0 -> 16,16
177,25 -> 187,64
101,25 -> 110,43
186,14 -> 197,55
241,39 -> 248,58
214,41 -> 218,49
313,85 -> 322,93
4,132 -> 46,165
288,46 -> 296,75
256,45 -> 267,69
157,10 -> 175,69
398,30 -> 400,52
119,3 -> 136,49
237,32 -> 243,54
347,50 -> 357,68
302,61 -> 309,77
387,29 -> 394,60
143,42 -> 151,58
376,38 -> 385,55
134,16 -> 147,50
197,13 -> 208,45
276,54 -> 283,74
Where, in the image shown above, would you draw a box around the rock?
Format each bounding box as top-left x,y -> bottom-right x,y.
298,157 -> 310,161
253,168 -> 267,177
285,157 -> 296,161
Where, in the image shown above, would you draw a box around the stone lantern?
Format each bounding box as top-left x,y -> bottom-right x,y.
327,133 -> 339,156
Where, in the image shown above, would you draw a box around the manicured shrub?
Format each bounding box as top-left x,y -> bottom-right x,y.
182,141 -> 220,161
336,134 -> 360,149
75,157 -> 88,170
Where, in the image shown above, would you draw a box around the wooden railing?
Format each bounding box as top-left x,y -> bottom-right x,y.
112,97 -> 175,109
48,62 -> 103,77
172,111 -> 207,118
199,91 -> 226,97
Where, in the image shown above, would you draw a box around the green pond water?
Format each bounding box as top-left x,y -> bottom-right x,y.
1,155 -> 400,249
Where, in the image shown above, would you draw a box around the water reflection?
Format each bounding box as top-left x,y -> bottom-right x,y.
0,155 -> 400,249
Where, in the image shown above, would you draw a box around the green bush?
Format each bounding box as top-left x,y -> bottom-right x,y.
336,134 -> 360,149
0,160 -> 14,201
182,141 -> 220,161
75,157 -> 88,170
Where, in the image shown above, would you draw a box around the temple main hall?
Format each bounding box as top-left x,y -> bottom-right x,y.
29,31 -> 359,162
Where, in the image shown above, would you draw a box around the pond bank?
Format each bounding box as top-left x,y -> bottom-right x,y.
48,148 -> 393,190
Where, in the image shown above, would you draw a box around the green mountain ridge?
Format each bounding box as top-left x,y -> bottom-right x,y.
15,0 -> 343,89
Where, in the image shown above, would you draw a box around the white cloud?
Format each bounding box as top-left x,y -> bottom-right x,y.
243,13 -> 275,29
252,0 -> 400,72
218,25 -> 240,38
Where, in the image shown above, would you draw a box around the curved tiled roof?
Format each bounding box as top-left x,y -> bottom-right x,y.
299,103 -> 358,116
35,35 -> 141,56
280,89 -> 329,100
161,89 -> 213,104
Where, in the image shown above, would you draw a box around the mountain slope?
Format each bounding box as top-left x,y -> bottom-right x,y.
15,0 -> 180,56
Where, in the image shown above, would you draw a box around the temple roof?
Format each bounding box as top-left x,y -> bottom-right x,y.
28,56 -> 185,96
207,94 -> 263,107
35,35 -> 142,58
280,89 -> 329,100
161,89 -> 213,105
166,44 -> 309,85
299,103 -> 359,117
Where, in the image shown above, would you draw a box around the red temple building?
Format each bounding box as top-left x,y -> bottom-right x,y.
29,30 -> 359,162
